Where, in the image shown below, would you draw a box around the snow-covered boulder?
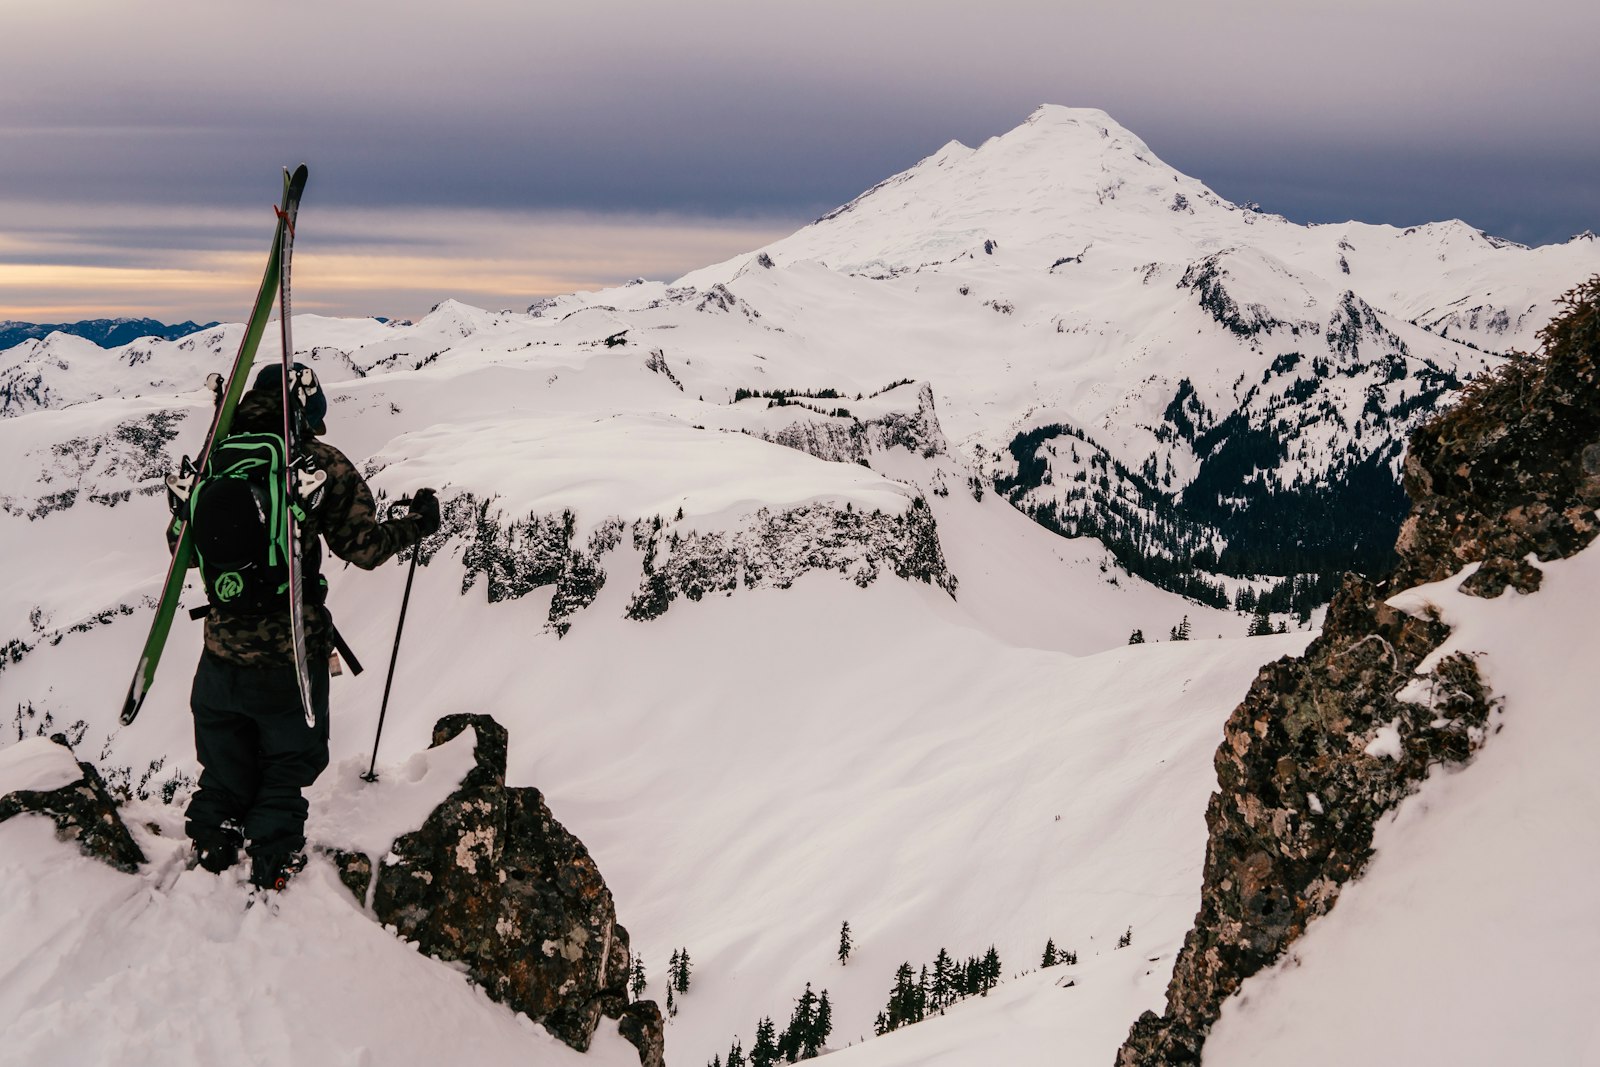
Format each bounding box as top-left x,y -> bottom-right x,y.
354,714 -> 663,1067
0,736 -> 145,872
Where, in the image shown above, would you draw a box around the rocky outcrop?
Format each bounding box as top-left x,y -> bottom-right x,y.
1393,277 -> 1600,596
1116,582 -> 1488,1065
0,736 -> 146,873
406,477 -> 957,632
755,381 -> 949,465
356,714 -> 663,1067
866,382 -> 947,459
1116,276 -> 1600,1065
626,496 -> 957,621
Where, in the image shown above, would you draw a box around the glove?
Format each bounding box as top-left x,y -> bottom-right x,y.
408,487 -> 441,537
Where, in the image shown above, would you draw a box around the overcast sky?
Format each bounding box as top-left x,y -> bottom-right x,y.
4,0 -> 1596,321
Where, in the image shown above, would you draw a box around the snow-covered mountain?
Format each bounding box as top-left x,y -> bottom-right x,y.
6,107 -> 1595,603
2,106 -> 1597,1067
0,317 -> 216,353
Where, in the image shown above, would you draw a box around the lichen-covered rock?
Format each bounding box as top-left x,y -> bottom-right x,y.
1393,278 -> 1600,596
0,737 -> 146,873
1116,578 -> 1488,1065
617,1002 -> 666,1067
326,847 -> 373,901
369,714 -> 661,1064
1117,276 -> 1600,1066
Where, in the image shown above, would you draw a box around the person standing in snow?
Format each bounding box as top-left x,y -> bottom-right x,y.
177,363 -> 441,890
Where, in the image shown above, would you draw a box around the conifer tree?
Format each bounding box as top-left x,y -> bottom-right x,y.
750,1017 -> 779,1067
1117,926 -> 1133,949
709,1056 -> 722,1067
672,947 -> 693,994
931,948 -> 954,1010
1247,607 -> 1273,636
667,984 -> 677,1017
962,957 -> 980,998
630,955 -> 647,999
885,962 -> 916,1031
814,990 -> 832,1052
874,1010 -> 888,1037
837,921 -> 853,965
1041,938 -> 1059,968
1128,628 -> 1145,644
981,946 -> 1002,993
727,1039 -> 746,1067
791,982 -> 819,1059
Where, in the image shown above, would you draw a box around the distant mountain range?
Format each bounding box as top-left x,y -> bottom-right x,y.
4,106 -> 1597,614
0,318 -> 217,351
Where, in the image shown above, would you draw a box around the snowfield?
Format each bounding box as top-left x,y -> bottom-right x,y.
0,573 -> 1311,1067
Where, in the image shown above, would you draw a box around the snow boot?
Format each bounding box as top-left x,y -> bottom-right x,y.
190,822 -> 244,874
249,849 -> 307,891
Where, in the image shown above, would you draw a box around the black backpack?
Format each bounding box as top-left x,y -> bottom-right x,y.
188,432 -> 306,612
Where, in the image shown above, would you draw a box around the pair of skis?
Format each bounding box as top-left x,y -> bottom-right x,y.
120,164 -> 317,728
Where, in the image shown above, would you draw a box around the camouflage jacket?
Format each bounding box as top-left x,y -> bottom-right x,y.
183,388 -> 426,668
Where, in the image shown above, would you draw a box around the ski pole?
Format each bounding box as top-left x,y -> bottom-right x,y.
362,498 -> 421,783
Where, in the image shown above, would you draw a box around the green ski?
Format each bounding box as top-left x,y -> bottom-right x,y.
119,164 -> 310,726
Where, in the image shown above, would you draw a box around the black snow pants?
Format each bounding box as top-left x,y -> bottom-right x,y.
185,652 -> 330,856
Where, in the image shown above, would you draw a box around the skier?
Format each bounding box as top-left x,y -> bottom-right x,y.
178,362 -> 441,889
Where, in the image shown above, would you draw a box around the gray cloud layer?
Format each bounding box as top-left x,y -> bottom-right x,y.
3,0 -> 1596,317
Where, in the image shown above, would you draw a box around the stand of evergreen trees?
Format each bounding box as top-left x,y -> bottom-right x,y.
996,422 -> 1232,607
716,984 -> 834,1067
1040,938 -> 1078,967
873,946 -> 1003,1035
994,399 -> 1431,618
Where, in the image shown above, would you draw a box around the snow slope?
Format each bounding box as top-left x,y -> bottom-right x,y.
0,805 -> 641,1067
1,569 -> 1310,1067
1203,546 -> 1600,1067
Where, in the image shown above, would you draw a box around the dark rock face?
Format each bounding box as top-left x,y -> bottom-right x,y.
327,848 -> 373,901
626,495 -> 956,621
1117,277 -> 1600,1065
616,1002 -> 666,1067
366,714 -> 662,1066
1117,581 -> 1487,1065
1393,278 -> 1600,595
0,738 -> 146,873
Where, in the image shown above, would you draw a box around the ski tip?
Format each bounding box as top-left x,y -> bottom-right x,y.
121,660 -> 151,725
287,164 -> 309,193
